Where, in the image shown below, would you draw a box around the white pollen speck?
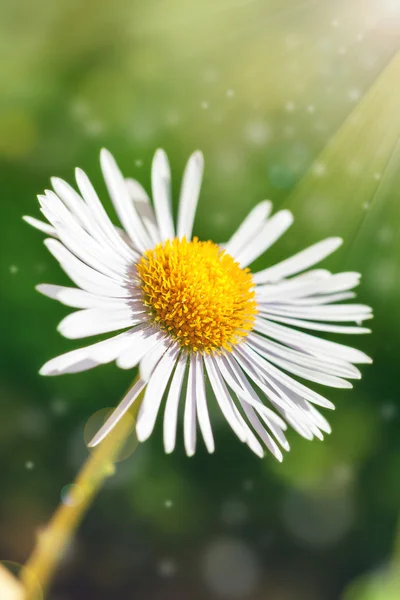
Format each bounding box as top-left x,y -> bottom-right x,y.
70,99 -> 90,118
349,88 -> 361,102
307,104 -> 316,113
202,538 -> 260,597
165,110 -> 180,127
243,479 -> 254,493
203,67 -> 219,83
243,121 -> 271,145
158,558 -> 177,577
381,402 -> 397,421
25,461 -> 35,470
377,226 -> 394,245
213,211 -> 227,226
10,265 -> 19,274
312,161 -> 327,177
347,159 -> 361,175
51,397 -> 68,416
285,101 -> 296,112
164,499 -> 173,509
201,101 -> 210,110
226,89 -> 235,98
85,120 -> 104,136
135,159 -> 143,167
332,464 -> 354,486
221,499 -> 249,526
374,172 -> 381,180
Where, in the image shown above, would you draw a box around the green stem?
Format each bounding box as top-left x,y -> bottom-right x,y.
22,378 -> 144,599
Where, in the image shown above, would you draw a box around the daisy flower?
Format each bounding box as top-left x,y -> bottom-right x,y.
24,149 -> 372,461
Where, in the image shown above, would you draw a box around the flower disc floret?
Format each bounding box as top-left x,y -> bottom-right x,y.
137,237 -> 257,353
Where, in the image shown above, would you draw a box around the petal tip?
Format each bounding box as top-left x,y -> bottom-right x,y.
39,363 -> 55,376
192,150 -> 204,164
35,284 -> 47,294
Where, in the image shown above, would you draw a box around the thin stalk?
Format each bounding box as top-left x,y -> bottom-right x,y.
22,379 -> 144,599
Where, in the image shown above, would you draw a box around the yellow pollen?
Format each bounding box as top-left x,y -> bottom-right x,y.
136,237 -> 257,353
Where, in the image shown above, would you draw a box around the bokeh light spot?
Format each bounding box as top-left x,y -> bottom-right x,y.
283,487 -> 355,547
202,538 -> 260,598
61,483 -> 85,507
84,408 -> 138,463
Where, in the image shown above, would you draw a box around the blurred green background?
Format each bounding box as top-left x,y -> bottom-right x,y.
1,0 -> 400,598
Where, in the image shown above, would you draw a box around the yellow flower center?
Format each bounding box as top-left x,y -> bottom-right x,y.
136,237 -> 257,353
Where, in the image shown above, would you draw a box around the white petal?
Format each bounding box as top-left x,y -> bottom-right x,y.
256,270 -> 331,302
125,177 -> 161,245
258,314 -> 371,334
249,332 -> 361,379
100,148 -> 152,251
224,201 -> 272,258
221,354 -> 288,430
88,378 -> 146,447
256,272 -> 361,304
23,215 -> 58,237
235,357 -> 318,444
36,284 -> 138,310
51,176 -> 93,229
232,348 -> 300,415
139,337 -> 172,382
184,355 -> 197,456
196,355 -> 215,453
253,237 -> 343,284
41,208 -> 129,280
44,238 -> 129,298
151,149 -> 175,241
208,357 -> 266,458
219,354 -> 289,451
236,210 -> 294,268
75,167 -> 138,262
136,344 -> 180,442
177,151 -> 204,240
287,292 -> 356,306
239,399 -> 283,461
214,353 -> 288,422
43,186 -> 136,269
253,317 -> 372,364
305,403 -> 332,434
236,344 -> 336,409
260,303 -> 372,323
207,360 -> 265,457
163,352 -> 188,453
116,328 -> 164,370
58,307 -> 142,339
43,192 -> 131,274
232,348 -> 322,438
258,273 -> 362,306
40,329 -> 138,375
246,339 -> 352,389
283,411 -> 315,440
204,355 -> 247,443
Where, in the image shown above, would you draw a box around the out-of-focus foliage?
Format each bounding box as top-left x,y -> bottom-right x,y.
1,0 -> 400,599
